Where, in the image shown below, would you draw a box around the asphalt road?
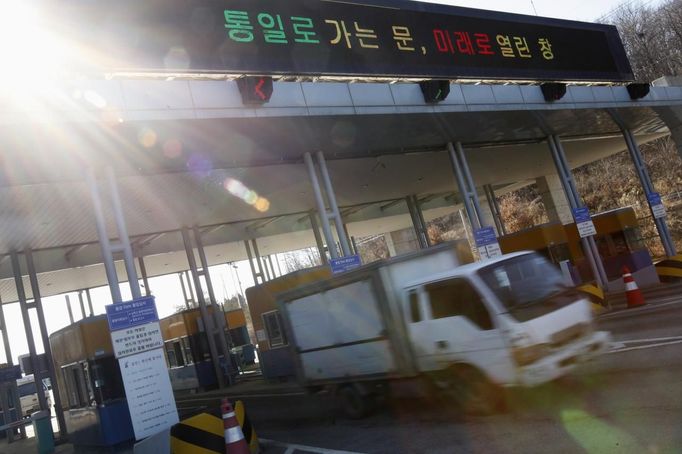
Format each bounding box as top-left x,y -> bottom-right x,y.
176,295 -> 682,454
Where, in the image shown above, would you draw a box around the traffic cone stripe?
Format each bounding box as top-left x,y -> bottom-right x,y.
222,412 -> 236,419
225,426 -> 246,442
625,281 -> 638,291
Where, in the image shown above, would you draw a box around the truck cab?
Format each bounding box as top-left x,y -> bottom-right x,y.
405,252 -> 610,388
16,375 -> 51,417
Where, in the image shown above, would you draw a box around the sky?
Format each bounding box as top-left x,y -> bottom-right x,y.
425,0 -> 659,23
0,0 -> 663,367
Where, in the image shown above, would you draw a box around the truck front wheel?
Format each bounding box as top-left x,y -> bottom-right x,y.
432,366 -> 505,416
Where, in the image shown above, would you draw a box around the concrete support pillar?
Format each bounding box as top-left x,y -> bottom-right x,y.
536,174 -> 574,225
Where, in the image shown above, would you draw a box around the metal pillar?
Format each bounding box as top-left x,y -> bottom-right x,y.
448,142 -> 487,231
138,255 -> 152,297
78,290 -> 86,319
547,135 -> 609,289
10,251 -> 48,411
85,167 -> 141,302
609,111 -> 676,256
304,152 -> 352,258
181,227 -> 226,388
261,257 -> 272,281
316,152 -> 352,256
244,240 -> 262,285
0,296 -> 12,365
178,273 -> 192,309
406,195 -> 430,249
309,211 -> 328,265
85,288 -> 94,316
25,249 -> 67,437
484,184 -> 507,236
191,226 -> 233,383
304,153 -> 339,259
65,295 -> 74,324
267,255 -> 277,279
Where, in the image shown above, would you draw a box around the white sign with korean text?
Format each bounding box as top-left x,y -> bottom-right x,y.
111,322 -> 164,359
119,348 -> 179,440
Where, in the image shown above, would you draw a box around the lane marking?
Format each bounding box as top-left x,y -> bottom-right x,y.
608,339 -> 682,354
600,297 -> 682,320
260,438 -> 366,454
615,335 -> 682,344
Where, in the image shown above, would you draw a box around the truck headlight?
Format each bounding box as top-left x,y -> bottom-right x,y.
512,343 -> 550,366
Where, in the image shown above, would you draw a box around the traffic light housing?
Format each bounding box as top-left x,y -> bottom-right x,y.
540,82 -> 567,102
626,82 -> 650,100
236,76 -> 274,105
419,80 -> 451,103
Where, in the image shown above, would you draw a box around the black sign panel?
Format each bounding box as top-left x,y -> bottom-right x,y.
53,0 -> 633,82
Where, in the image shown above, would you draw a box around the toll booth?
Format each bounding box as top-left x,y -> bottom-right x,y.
159,306 -> 248,391
498,222 -> 571,266
566,207 -> 659,290
246,266 -> 332,381
49,316 -> 134,449
499,207 -> 658,291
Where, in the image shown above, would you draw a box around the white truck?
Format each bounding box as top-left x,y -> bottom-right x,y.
277,243 -> 610,416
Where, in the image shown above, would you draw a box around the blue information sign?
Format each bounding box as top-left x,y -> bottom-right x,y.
0,365 -> 21,383
572,207 -> 592,223
106,296 -> 159,332
474,226 -> 498,247
647,192 -> 662,206
330,255 -> 363,274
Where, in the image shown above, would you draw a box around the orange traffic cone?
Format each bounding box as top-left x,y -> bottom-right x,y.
623,266 -> 645,308
222,398 -> 250,454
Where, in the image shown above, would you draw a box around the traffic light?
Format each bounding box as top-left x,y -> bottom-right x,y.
236,76 -> 274,105
626,82 -> 650,100
540,82 -> 567,102
419,80 -> 450,103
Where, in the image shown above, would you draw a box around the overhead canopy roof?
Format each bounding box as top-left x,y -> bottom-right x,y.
0,78 -> 680,303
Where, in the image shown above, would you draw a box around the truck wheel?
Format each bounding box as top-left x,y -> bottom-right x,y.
438,366 -> 504,416
337,385 -> 370,419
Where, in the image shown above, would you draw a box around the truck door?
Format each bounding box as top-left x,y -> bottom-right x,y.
414,278 -> 513,383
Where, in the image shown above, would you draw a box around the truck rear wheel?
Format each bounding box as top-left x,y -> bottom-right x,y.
337,385 -> 371,419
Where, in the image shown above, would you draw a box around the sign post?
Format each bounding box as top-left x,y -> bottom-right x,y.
647,192 -> 666,219
474,226 -> 502,260
105,296 -> 178,441
572,207 -> 597,238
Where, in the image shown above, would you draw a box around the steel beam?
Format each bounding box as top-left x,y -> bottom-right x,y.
25,249 -> 67,437
10,251 -> 48,411
181,228 -> 225,388
304,152 -> 339,259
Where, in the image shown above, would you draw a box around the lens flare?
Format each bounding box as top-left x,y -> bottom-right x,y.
163,138 -> 183,159
138,127 -> 157,148
223,178 -> 270,212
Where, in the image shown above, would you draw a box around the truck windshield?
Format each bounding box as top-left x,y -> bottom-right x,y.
18,381 -> 37,398
478,254 -> 576,320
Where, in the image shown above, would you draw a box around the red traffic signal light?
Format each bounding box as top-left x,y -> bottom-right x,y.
236,76 -> 274,105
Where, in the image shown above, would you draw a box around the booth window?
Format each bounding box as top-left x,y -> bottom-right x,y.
165,340 -> 186,368
62,362 -> 92,408
181,336 -> 194,364
263,311 -> 287,348
624,227 -> 645,251
89,357 -> 126,405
